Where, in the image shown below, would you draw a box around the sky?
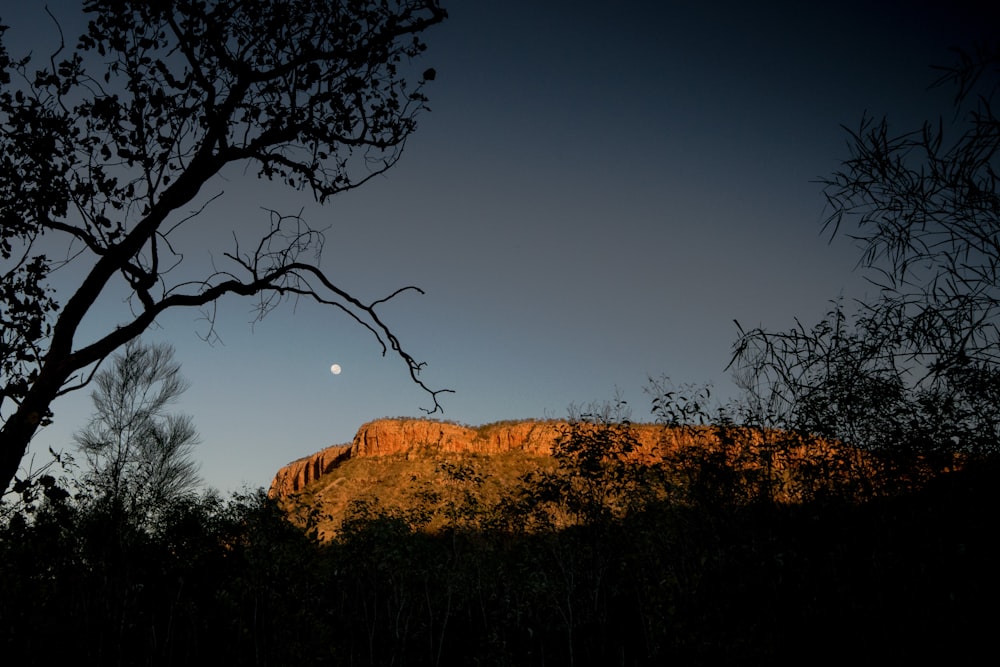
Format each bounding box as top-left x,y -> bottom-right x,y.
2,0 -> 996,494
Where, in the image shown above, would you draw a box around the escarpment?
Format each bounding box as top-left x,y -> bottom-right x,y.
268,417 -> 881,501
269,444 -> 353,498
266,418 -> 969,542
269,418 -> 659,498
268,419 -> 557,498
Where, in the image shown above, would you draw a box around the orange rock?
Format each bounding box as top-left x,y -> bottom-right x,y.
268,418 -> 888,503
268,444 -> 351,498
350,419 -> 476,457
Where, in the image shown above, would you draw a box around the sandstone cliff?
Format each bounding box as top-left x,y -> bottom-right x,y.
270,418 -> 657,498
268,417 -> 871,501
269,443 -> 353,498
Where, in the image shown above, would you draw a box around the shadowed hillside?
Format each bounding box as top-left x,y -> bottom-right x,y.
253,415 -> 997,664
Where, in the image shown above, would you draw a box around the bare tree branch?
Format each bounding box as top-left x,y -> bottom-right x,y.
0,0 -> 449,495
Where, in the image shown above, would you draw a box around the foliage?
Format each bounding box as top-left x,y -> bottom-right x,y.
74,339 -> 201,530
729,44 -> 1000,460
0,486 -> 335,665
0,0 -> 449,496
516,402 -> 659,528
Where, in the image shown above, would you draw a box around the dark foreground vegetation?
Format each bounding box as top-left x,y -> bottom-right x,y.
2,415 -> 997,666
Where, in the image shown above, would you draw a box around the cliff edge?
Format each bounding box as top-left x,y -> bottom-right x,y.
267,417 -> 856,500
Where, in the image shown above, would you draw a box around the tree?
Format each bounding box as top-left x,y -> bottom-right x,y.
75,339 -> 201,524
0,0 -> 449,495
729,43 -> 1000,458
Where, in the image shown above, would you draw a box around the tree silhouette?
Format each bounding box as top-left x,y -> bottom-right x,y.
730,44 -> 1000,458
75,339 -> 201,528
0,0 -> 449,495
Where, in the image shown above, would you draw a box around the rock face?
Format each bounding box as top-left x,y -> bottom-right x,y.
269,444 -> 353,498
269,418 -> 654,498
349,420 -> 477,458
267,417 -> 876,502
345,417 -> 699,458
268,419 -> 558,498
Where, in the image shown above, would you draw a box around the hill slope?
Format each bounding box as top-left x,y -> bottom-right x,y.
269,417 -> 887,538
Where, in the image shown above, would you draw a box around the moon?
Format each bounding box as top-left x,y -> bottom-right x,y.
330,363 -> 342,375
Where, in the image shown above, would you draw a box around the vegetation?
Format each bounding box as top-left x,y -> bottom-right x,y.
2,404 -> 996,665
729,42 -> 1000,464
75,339 -> 201,531
0,0 -> 449,497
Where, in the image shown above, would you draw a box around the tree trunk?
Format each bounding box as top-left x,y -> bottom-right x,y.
0,362 -> 73,495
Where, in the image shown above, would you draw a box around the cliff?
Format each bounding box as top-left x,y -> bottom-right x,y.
270,418 -> 660,498
268,417 -> 870,501
269,443 -> 354,498
269,419 -> 532,498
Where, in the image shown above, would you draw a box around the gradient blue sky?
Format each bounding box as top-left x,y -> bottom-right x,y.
4,1 -> 995,493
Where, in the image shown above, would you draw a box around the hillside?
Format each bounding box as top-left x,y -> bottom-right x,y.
269,417 -> 891,538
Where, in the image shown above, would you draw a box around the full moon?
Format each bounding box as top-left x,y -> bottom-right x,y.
330,363 -> 342,375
